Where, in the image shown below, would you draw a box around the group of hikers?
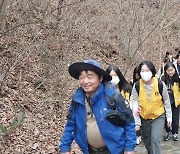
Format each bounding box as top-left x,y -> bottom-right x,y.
59,51 -> 180,154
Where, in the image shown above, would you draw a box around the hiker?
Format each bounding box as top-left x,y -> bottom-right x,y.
161,62 -> 180,141
165,51 -> 174,63
129,65 -> 142,145
59,59 -> 136,154
106,65 -> 142,145
173,52 -> 180,77
106,65 -> 132,102
157,51 -> 174,79
130,65 -> 141,86
157,57 -> 169,79
130,60 -> 172,154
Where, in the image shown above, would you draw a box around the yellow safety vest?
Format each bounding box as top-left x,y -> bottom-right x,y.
121,90 -> 130,102
139,77 -> 165,120
173,82 -> 180,107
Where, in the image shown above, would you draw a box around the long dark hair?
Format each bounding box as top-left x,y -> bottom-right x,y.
106,65 -> 132,93
132,65 -> 140,85
163,62 -> 180,86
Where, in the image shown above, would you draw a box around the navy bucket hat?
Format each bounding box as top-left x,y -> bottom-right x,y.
68,59 -> 112,81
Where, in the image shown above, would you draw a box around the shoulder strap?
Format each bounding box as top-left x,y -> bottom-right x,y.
105,92 -> 129,110
105,92 -> 134,124
105,94 -> 116,110
158,79 -> 163,96
135,80 -> 140,95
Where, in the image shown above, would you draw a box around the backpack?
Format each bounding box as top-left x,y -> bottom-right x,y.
67,92 -> 134,126
135,79 -> 163,96
105,92 -> 134,126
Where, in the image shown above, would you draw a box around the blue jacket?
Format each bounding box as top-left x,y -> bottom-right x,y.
60,83 -> 136,154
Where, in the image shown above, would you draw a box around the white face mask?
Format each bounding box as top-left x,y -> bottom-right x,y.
110,76 -> 120,86
140,71 -> 152,82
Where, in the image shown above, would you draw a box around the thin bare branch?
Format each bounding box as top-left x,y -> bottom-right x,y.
0,0 -> 84,38
131,0 -> 170,59
0,0 -> 7,29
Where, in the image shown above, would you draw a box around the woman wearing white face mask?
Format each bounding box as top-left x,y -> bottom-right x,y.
110,76 -> 120,87
161,62 -> 180,141
106,65 -> 132,102
130,61 -> 172,154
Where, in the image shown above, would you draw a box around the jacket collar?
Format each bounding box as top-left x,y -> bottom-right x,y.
73,82 -> 116,105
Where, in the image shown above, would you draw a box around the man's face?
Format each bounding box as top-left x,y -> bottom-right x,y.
79,70 -> 103,96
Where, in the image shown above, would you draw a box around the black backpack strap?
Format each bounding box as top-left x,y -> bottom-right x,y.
135,80 -> 163,96
105,94 -> 116,110
135,80 -> 140,95
105,92 -> 134,124
158,79 -> 163,96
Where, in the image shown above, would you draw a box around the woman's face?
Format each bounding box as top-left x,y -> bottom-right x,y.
166,66 -> 175,77
135,73 -> 140,80
109,70 -> 118,77
109,70 -> 120,86
140,64 -> 153,82
140,64 -> 150,73
167,54 -> 172,59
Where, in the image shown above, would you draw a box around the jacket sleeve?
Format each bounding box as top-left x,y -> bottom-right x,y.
59,104 -> 76,153
161,81 -> 172,122
123,120 -> 136,151
129,84 -> 141,126
115,93 -> 136,151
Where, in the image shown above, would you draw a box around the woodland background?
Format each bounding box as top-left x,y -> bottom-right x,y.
0,0 -> 180,153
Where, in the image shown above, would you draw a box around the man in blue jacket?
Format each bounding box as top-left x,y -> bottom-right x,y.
59,59 -> 136,154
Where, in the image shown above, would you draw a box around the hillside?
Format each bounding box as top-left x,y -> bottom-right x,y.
0,0 -> 179,153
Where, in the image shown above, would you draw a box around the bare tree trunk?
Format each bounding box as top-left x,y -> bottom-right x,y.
0,0 -> 7,30
159,24 -> 163,69
123,0 -> 170,75
57,0 -> 64,21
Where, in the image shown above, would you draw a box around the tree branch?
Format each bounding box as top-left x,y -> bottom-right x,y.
0,0 -> 84,38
